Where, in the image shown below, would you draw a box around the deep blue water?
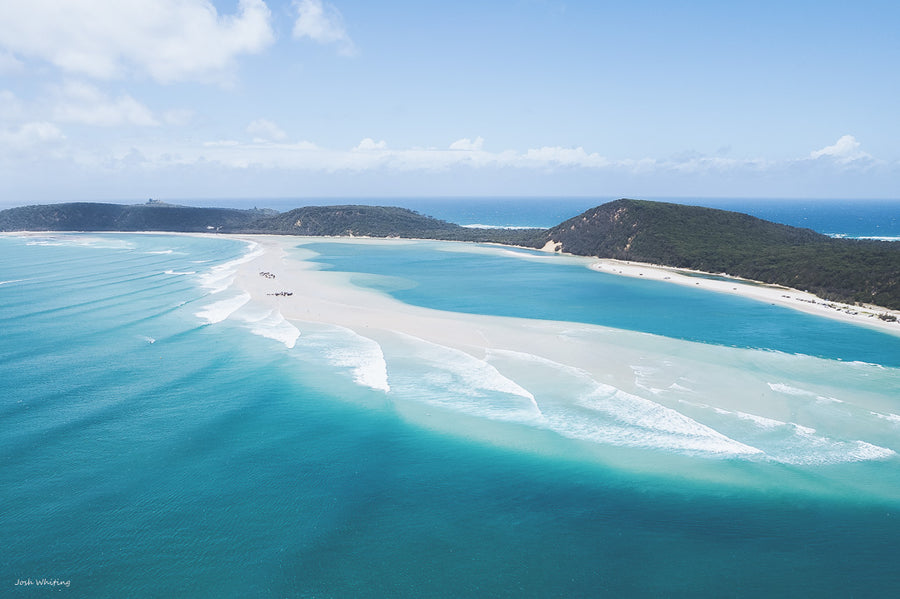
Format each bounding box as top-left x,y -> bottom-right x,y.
2,221 -> 900,597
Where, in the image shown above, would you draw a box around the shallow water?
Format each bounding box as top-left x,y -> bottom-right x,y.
2,232 -> 899,597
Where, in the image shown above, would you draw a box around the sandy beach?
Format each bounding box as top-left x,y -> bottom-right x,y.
218,235 -> 900,449
7,230 -> 898,336
587,258 -> 900,335
233,234 -> 900,339
232,235 -> 640,378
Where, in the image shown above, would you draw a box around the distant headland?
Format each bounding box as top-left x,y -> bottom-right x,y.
1,198 -> 898,311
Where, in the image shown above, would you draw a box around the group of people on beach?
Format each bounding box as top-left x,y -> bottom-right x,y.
259,270 -> 293,296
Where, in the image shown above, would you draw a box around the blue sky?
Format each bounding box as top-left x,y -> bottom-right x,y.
1,0 -> 898,205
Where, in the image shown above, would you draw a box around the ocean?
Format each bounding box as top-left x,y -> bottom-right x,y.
2,198 -> 900,597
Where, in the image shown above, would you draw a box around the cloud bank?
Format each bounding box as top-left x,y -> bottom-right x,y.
0,0 -> 275,83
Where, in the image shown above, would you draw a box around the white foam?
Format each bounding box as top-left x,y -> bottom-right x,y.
194,293 -> 251,324
0,279 -> 26,285
686,402 -> 895,465
723,409 -> 816,434
768,382 -> 818,397
164,269 -> 196,276
385,336 -> 541,424
578,384 -> 763,456
146,249 -> 174,254
815,396 -> 845,404
848,441 -> 897,461
404,336 -> 536,403
872,411 -> 900,424
487,349 -> 762,458
197,241 -> 264,294
26,235 -> 135,250
775,430 -> 895,465
715,408 -> 784,429
324,328 -> 390,392
461,224 -> 543,230
241,309 -> 301,349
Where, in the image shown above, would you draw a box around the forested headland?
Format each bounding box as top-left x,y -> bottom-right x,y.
2,198 -> 897,310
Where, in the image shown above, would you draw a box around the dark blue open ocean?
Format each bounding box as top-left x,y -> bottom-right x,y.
2,198 -> 899,597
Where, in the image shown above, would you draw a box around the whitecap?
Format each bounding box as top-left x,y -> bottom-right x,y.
314,327 -> 390,392
486,349 -> 762,458
26,235 -> 135,250
233,307 -> 301,349
386,335 -> 540,423
401,336 -> 535,402
461,224 -> 543,230
197,241 -> 264,294
848,441 -> 897,461
871,411 -> 900,424
767,382 -> 818,397
194,293 -> 251,324
686,403 -> 895,465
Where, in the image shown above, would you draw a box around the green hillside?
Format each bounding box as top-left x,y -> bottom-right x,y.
0,201 -> 267,232
2,198 -> 898,310
542,199 -> 900,309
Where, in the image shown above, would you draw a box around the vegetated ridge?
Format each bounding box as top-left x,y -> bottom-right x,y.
0,201 -> 274,232
541,199 -> 900,310
1,198 -> 897,310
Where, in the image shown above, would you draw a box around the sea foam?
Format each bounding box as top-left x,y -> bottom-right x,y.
197,241 -> 264,294
194,293 -> 251,324
292,324 -> 390,392
233,306 -> 301,349
681,400 -> 896,465
485,349 -> 763,458
384,334 -> 541,423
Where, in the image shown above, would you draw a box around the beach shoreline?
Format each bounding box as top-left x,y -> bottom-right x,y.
5,230 -> 900,336
235,232 -> 900,337
584,257 -> 900,336
7,230 -> 900,470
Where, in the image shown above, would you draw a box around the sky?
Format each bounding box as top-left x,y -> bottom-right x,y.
1,0 -> 899,206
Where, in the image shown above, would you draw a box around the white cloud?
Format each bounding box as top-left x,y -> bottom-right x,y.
203,140 -> 241,148
0,0 -> 275,83
7,132 -> 893,200
0,50 -> 23,74
810,135 -> 872,164
247,118 -> 288,142
353,138 -> 388,151
449,137 -> 485,151
521,146 -> 611,168
52,80 -> 158,127
0,121 -> 65,149
292,0 -> 356,56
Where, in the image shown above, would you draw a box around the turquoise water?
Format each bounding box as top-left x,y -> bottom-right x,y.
308,240 -> 900,366
3,232 -> 900,597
